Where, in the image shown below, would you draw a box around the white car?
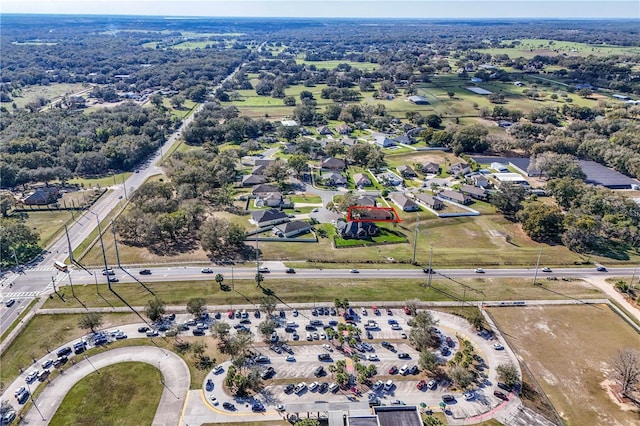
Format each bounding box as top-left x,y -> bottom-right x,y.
25,371 -> 39,383
542,267 -> 552,272
295,382 -> 307,394
372,380 -> 384,390
464,391 -> 475,401
475,268 -> 485,273
209,395 -> 219,405
309,381 -> 320,391
366,354 -> 379,361
276,404 -> 285,411
493,343 -> 504,350
41,359 -> 54,370
286,355 -> 296,362
322,344 -> 333,352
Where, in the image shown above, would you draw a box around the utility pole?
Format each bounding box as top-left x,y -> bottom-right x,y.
111,220 -> 122,268
11,247 -> 19,268
122,175 -> 128,200
427,245 -> 434,287
92,212 -> 112,290
532,247 -> 542,286
64,224 -> 74,262
630,266 -> 638,290
411,214 -> 419,264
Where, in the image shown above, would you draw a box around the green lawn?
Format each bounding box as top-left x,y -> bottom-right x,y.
334,228 -> 407,248
294,59 -> 379,71
7,83 -> 87,110
68,173 -> 133,189
50,362 -> 163,426
21,210 -> 74,247
477,38 -> 640,59
289,194 -> 322,204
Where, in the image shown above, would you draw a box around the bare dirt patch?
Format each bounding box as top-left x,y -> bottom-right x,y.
489,305 -> 640,426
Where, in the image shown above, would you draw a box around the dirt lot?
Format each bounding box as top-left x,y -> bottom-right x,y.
489,305 -> 640,426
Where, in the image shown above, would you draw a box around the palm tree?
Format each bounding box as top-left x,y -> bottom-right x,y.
215,273 -> 224,288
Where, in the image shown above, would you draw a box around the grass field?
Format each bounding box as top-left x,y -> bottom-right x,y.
477,38 -> 640,59
6,83 -> 88,109
0,313 -> 142,386
294,59 -> 379,71
68,173 -> 133,189
22,210 -> 73,247
43,275 -> 604,312
489,305 -> 640,426
49,362 -> 163,426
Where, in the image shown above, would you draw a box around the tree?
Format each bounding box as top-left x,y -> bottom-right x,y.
211,321 -> 231,344
516,202 -> 565,242
451,124 -> 489,155
170,95 -> 186,109
404,299 -> 420,316
288,154 -> 309,177
449,365 -> 474,389
419,350 -> 441,375
257,319 -> 277,341
408,311 -> 438,351
145,299 -> 166,322
186,298 -> 207,318
447,91 -> 455,98
295,419 -> 320,426
496,363 -> 520,388
491,182 -> 526,216
529,152 -> 585,180
278,125 -> 300,142
215,273 -> 224,289
260,295 -> 277,317
0,194 -> 16,217
610,348 -> 640,395
198,217 -> 246,258
0,218 -> 41,267
264,159 -> 290,184
78,312 -> 103,333
425,114 -> 442,129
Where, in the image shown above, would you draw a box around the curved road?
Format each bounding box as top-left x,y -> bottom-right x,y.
22,346 -> 190,425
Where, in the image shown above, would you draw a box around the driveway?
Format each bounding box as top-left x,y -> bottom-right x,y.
21,346 -> 189,425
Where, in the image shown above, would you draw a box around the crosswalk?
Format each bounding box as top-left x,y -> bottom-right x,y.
24,266 -> 56,272
2,291 -> 40,298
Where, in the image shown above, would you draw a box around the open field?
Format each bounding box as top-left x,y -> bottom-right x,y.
50,362 -> 163,426
22,210 -> 73,247
0,313 -> 142,386
294,59 -> 379,71
477,38 -> 640,59
68,173 -> 133,189
5,83 -> 88,109
43,275 -> 604,312
489,305 -> 640,426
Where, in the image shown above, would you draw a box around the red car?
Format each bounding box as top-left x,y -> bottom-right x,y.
388,366 -> 398,375
227,310 -> 234,319
403,306 -> 410,315
416,380 -> 427,390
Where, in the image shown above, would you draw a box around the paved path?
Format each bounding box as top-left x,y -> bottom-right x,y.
21,347 -> 190,425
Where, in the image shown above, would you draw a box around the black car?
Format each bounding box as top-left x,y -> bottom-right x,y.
57,346 -> 72,357
284,384 -> 295,394
193,329 -> 205,336
222,402 -> 235,410
494,390 -> 509,401
214,312 -> 221,320
442,394 -> 456,403
252,402 -> 264,412
423,267 -> 435,274
5,299 -> 16,308
398,353 -> 410,359
497,382 -> 512,392
138,326 -> 149,333
314,366 -> 325,377
139,269 -> 152,275
285,268 -> 295,274
254,309 -> 261,318
319,382 -> 329,393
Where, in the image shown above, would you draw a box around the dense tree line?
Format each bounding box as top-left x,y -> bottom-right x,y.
0,103 -> 175,187
0,217 -> 40,267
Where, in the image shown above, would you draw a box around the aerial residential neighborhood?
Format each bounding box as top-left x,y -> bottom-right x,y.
1,5 -> 640,426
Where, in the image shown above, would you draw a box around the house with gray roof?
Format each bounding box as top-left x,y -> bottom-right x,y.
397,165 -> 417,178
439,189 -> 471,205
242,174 -> 268,186
414,193 -> 444,210
321,157 -> 346,171
374,135 -> 396,148
336,220 -> 379,239
252,184 -> 280,196
460,184 -> 488,200
322,172 -> 347,186
353,173 -> 372,187
408,95 -> 429,105
390,193 -> 420,212
448,162 -> 470,177
272,220 -> 312,238
251,209 -> 290,227
421,162 -> 440,175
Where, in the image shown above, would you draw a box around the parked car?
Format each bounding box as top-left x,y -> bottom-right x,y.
427,380 -> 437,390
493,343 -> 504,350
25,371 -> 39,383
497,382 -> 512,392
295,382 -> 307,394
213,365 -> 224,374
417,380 -> 427,390
222,402 -> 235,410
284,384 -> 295,394
138,326 -> 149,333
494,390 -> 509,401
383,379 -> 394,391
206,379 -> 214,391
442,394 -> 456,403
388,366 -> 398,375
309,381 -> 320,392
464,391 -> 475,401
372,380 -> 384,391
398,353 -> 410,359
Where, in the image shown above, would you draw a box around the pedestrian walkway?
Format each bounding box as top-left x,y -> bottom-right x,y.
2,291 -> 40,298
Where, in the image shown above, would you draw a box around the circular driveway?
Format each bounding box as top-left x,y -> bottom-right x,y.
22,346 -> 190,425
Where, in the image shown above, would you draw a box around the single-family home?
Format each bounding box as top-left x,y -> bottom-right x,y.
251,209 -> 290,227
439,189 -> 472,205
336,124 -> 352,135
256,192 -> 285,208
421,162 -> 440,175
460,184 -> 488,200
390,193 -> 420,212
336,220 -> 379,239
242,174 -> 268,187
471,174 -> 489,188
397,165 -> 417,179
353,173 -> 372,188
448,162 -> 470,177
252,184 -> 280,196
376,171 -> 403,186
321,157 -> 346,171
355,195 -> 378,207
322,172 -> 347,186
252,164 -> 269,175
281,119 -> 298,127
255,159 -> 274,166
23,187 -> 60,205
272,220 -> 312,238
408,95 -> 429,105
374,135 -> 396,148
394,134 -> 414,145
414,193 -> 444,210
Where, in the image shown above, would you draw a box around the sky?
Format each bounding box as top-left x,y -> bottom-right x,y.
1,0 -> 638,19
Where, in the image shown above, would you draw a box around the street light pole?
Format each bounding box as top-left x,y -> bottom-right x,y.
532,247 -> 542,286
90,211 -> 112,290
111,220 -> 122,268
84,355 -> 100,375
26,382 -> 46,421
427,245 -> 434,287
